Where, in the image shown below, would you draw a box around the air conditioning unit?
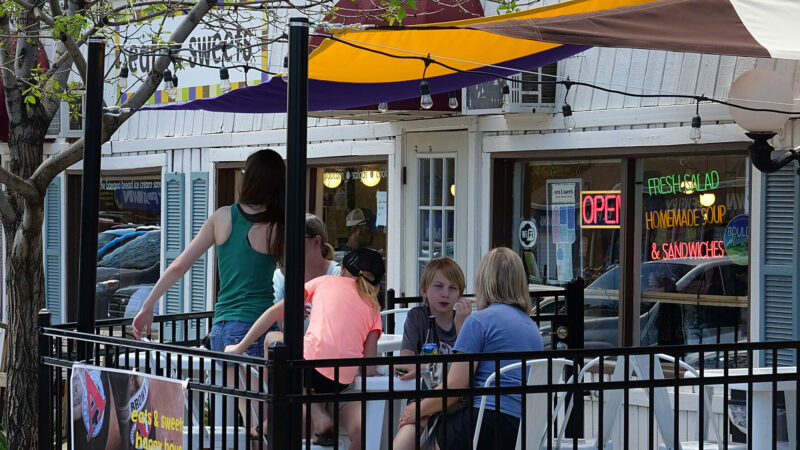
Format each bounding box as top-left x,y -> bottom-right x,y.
45,101 -> 84,138
464,63 -> 558,115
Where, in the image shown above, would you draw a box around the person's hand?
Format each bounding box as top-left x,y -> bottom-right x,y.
394,364 -> 416,381
132,308 -> 154,340
304,301 -> 312,319
225,343 -> 246,355
453,298 -> 472,332
398,402 -> 423,428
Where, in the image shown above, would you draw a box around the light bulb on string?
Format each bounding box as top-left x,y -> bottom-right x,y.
378,102 -> 388,113
562,103 -> 575,131
166,74 -> 178,102
118,65 -> 129,90
501,83 -> 510,111
420,80 -> 433,110
219,67 -> 231,93
690,101 -> 702,143
448,91 -> 459,109
162,69 -> 173,98
281,56 -> 289,83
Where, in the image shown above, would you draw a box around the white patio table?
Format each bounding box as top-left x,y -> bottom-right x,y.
685,366 -> 797,449
351,375 -> 418,450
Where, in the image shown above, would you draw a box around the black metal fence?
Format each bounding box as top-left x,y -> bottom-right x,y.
38,290 -> 799,450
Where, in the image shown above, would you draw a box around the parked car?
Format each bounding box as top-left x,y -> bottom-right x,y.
95,230 -> 160,319
538,257 -> 747,367
97,229 -> 146,259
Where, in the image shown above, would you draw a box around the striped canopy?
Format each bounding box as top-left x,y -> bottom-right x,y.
144,0 -> 800,113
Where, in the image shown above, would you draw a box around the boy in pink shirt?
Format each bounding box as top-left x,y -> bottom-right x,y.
227,248 -> 384,449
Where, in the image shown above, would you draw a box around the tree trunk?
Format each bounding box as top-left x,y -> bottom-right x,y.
3,129 -> 46,448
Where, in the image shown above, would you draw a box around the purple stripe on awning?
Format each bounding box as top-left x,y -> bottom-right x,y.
137,44 -> 588,113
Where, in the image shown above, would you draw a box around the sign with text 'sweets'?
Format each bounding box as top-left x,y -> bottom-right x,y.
71,364 -> 187,450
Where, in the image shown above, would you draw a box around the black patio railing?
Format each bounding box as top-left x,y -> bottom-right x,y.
39,303 -> 800,450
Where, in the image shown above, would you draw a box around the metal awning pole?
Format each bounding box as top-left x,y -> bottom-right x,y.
76,37 -> 105,357
284,16 -> 309,448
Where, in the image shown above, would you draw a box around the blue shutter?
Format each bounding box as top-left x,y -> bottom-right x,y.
163,173 -> 185,341
188,172 -> 209,339
44,178 -> 62,324
760,162 -> 799,366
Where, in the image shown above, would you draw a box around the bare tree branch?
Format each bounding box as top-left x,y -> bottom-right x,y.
32,0 -> 214,191
0,13 -> 21,122
0,166 -> 39,201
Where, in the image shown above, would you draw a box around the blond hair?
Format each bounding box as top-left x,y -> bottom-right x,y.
305,213 -> 335,260
474,248 -> 531,313
354,270 -> 381,311
419,258 -> 466,306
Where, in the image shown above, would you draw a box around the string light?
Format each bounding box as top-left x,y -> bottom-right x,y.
166,73 -> 178,101
501,83 -> 510,111
162,69 -> 174,99
378,102 -> 389,113
690,100 -> 702,143
448,91 -> 459,109
420,80 -> 433,110
118,65 -> 129,90
219,67 -> 231,93
281,56 -> 289,83
562,78 -> 575,131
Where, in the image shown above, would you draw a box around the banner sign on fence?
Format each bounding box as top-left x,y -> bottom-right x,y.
71,364 -> 187,450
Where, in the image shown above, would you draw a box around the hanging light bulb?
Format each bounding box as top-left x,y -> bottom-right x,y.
219,67 -> 231,93
378,102 -> 389,113
420,80 -> 433,109
118,65 -> 129,90
281,56 -> 289,83
166,73 -> 178,102
501,83 -> 510,110
562,103 -> 575,131
690,115 -> 702,143
162,69 -> 173,93
448,91 -> 459,109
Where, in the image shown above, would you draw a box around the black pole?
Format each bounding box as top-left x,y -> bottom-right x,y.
76,37 -> 105,358
37,309 -> 52,450
285,17 -> 309,448
267,342 -> 289,450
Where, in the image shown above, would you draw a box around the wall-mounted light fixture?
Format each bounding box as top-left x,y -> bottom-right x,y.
728,70 -> 799,174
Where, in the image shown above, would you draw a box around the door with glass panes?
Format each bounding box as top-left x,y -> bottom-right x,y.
404,131 -> 469,296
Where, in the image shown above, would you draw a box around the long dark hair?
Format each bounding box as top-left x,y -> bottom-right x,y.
238,149 -> 285,266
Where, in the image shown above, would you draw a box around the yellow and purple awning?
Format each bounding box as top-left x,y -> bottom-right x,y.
144,0 -> 800,113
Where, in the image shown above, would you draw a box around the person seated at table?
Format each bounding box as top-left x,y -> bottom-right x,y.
393,257 -> 471,450
398,247 -> 543,450
227,248 -> 385,449
268,213 -> 341,342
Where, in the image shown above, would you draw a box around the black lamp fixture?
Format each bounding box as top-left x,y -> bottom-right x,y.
728,70 -> 799,175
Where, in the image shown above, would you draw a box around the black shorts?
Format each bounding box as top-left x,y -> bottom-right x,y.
306,369 -> 350,395
435,407 -> 520,450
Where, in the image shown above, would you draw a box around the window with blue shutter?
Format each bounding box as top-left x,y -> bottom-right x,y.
163,173 -> 185,341
189,172 -> 209,339
44,177 -> 62,324
760,162 -> 799,366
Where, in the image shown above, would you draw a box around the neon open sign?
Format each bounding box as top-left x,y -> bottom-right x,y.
581,190 -> 621,229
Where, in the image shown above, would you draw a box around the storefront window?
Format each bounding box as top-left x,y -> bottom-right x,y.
640,156 -> 748,366
516,161 -> 623,346
92,176 -> 162,319
315,164 -> 388,263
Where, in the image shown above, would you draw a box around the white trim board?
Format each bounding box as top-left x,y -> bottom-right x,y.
483,123 -> 749,153
68,153 -> 167,171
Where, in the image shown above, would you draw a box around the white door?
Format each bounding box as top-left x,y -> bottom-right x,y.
403,131 -> 469,296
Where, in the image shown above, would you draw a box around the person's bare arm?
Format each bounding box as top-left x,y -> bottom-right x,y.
132,210 -> 221,339
361,330 -> 380,376
225,301 -> 286,354
398,359 -> 471,426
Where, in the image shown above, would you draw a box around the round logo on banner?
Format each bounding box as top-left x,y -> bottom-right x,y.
724,214 -> 749,265
519,220 -> 538,249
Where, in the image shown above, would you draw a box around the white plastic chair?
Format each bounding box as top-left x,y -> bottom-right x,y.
380,307 -> 412,334
555,356 -> 635,450
472,358 -> 574,450
630,354 -> 745,450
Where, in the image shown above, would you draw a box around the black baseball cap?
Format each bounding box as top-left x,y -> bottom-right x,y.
342,248 -> 385,286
